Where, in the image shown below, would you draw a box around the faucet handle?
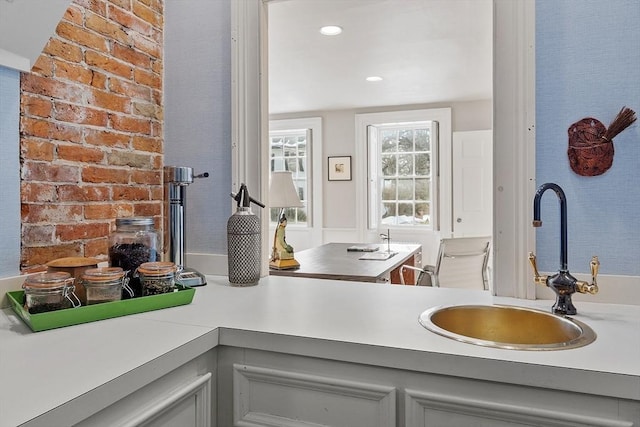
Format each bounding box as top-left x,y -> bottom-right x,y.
576,256 -> 599,295
528,252 -> 548,286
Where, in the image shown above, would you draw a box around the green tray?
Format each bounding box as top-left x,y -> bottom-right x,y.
7,285 -> 195,332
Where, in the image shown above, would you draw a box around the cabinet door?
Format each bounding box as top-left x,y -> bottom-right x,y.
76,373 -> 212,427
233,364 -> 396,427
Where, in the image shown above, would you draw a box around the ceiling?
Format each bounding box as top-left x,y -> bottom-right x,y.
268,0 -> 493,115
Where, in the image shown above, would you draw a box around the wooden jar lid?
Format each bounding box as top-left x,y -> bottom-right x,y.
47,257 -> 99,268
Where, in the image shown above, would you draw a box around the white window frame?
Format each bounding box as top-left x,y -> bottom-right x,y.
368,121 -> 439,230
268,117 -> 323,249
355,108 -> 452,243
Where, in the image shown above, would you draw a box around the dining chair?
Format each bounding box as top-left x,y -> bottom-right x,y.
400,236 -> 492,290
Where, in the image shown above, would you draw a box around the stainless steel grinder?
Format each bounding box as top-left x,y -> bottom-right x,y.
163,166 -> 209,286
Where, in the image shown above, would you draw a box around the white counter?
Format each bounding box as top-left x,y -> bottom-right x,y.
1,275 -> 639,426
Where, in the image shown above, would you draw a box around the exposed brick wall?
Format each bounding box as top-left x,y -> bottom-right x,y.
20,0 -> 164,268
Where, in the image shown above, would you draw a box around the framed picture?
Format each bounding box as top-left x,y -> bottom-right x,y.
328,156 -> 352,181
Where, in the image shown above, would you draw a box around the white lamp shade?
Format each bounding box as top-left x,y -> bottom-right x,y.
269,171 -> 303,208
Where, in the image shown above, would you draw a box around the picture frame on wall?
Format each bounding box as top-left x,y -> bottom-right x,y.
328,156 -> 352,181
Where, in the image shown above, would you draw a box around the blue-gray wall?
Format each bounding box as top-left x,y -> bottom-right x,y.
536,0 -> 640,275
164,0 -> 232,255
0,66 -> 21,277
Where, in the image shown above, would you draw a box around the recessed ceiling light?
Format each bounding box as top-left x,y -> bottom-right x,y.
366,76 -> 383,82
320,25 -> 343,36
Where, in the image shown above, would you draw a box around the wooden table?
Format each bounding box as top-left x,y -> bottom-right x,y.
269,242 -> 422,284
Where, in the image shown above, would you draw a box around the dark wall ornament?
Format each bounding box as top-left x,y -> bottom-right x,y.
567,107 -> 636,176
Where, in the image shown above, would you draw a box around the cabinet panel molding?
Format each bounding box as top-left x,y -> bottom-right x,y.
233,363 -> 396,427
405,389 -> 633,427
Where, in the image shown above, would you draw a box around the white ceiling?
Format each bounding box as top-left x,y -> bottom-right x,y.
268,0 -> 493,115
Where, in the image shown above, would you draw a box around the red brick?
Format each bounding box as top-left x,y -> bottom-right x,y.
21,74 -> 84,103
84,128 -> 130,148
21,138 -> 55,161
63,5 -> 84,25
54,59 -> 94,85
22,161 -> 81,183
22,203 -> 83,223
21,224 -> 56,245
112,43 -> 151,68
109,4 -> 152,35
84,237 -> 109,260
132,1 -> 161,27
82,166 -> 130,184
73,0 -> 107,17
22,95 -> 53,118
56,21 -> 108,52
134,68 -> 161,90
22,244 -> 82,267
90,70 -> 108,89
57,222 -> 110,241
50,122 -> 83,143
21,182 -> 57,203
131,32 -> 161,58
84,202 -> 133,219
86,11 -> 129,44
88,87 -> 130,113
110,77 -> 152,101
132,135 -> 161,153
109,113 -> 151,134
113,185 -> 150,201
31,56 -> 54,77
54,102 -> 109,127
133,202 -> 161,218
58,184 -> 111,202
131,169 -> 161,185
43,38 -> 83,63
85,50 -> 132,79
58,144 -> 105,163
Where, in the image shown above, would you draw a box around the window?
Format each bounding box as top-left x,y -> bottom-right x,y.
378,123 -> 435,227
268,129 -> 309,225
356,108 -> 451,237
368,121 -> 438,229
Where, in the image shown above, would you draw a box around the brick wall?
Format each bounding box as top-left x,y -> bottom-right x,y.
20,0 -> 164,268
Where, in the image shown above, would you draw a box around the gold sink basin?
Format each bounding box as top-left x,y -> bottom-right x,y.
419,305 -> 596,350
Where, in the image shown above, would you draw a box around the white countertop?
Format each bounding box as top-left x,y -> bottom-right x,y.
1,275 -> 639,426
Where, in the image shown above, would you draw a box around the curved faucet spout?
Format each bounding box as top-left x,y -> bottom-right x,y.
532,183 -> 568,272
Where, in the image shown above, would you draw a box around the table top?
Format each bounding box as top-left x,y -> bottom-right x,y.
269,242 -> 421,282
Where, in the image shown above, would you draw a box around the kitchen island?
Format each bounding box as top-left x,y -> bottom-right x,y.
0,275 -> 639,426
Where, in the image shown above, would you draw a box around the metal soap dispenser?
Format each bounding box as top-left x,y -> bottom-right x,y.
227,183 -> 264,286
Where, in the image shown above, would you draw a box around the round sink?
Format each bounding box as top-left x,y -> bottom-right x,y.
419,304 -> 596,351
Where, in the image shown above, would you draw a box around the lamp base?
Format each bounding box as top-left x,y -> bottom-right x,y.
269,258 -> 300,270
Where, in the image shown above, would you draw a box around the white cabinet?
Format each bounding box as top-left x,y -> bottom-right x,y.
217,347 -> 639,427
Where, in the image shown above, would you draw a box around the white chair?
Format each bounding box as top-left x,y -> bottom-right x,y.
400,236 -> 491,290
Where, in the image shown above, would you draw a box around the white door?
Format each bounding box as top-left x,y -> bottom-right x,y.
452,130 -> 493,237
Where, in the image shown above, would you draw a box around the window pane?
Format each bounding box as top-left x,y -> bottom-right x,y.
415,153 -> 430,175
382,203 -> 396,219
381,154 -> 396,176
381,179 -> 396,200
398,130 -> 412,152
415,178 -> 430,200
398,202 -> 413,216
415,128 -> 430,151
397,178 -> 413,199
398,154 -> 413,176
415,203 -> 429,225
380,129 -> 397,152
286,158 -> 297,173
284,143 -> 296,157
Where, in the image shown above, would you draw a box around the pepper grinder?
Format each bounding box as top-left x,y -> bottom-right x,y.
164,166 -> 209,286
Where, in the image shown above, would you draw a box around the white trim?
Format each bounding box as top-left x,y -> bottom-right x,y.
492,0 -> 536,298
355,108 -> 452,243
269,117 -> 323,249
0,48 -> 30,72
242,0 -> 537,295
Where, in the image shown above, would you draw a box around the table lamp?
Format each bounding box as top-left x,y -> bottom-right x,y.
269,171 -> 304,270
